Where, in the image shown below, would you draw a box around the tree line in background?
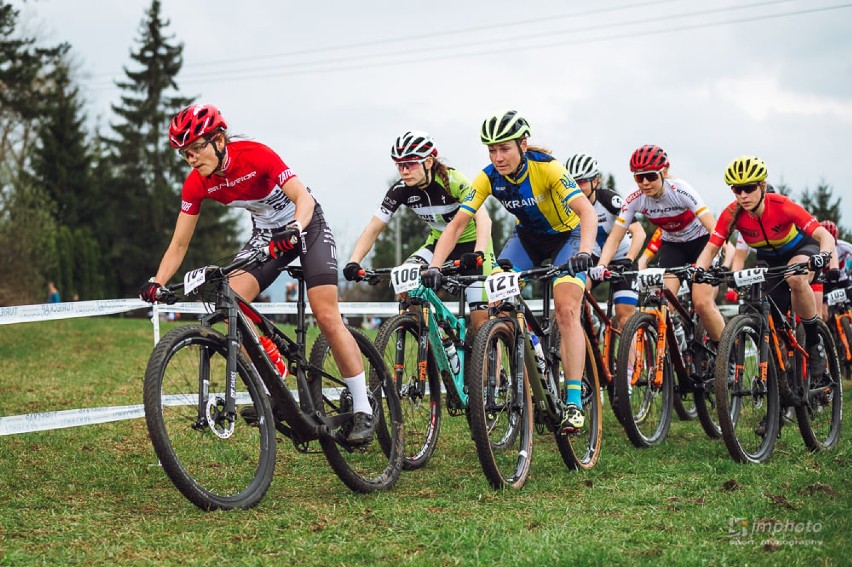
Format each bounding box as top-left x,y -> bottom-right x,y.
0,1 -> 847,306
0,0 -> 237,306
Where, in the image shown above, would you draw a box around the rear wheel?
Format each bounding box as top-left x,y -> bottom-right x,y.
795,319 -> 843,451
467,317 -> 533,489
308,326 -> 403,492
373,313 -> 441,470
614,312 -> 672,448
715,315 -> 779,464
143,325 -> 276,511
552,319 -> 602,470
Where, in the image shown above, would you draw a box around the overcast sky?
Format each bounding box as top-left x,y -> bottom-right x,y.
14,0 -> 852,259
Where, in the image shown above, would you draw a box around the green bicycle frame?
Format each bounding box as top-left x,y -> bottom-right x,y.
407,286 -> 469,408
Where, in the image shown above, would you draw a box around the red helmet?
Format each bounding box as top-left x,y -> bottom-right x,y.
820,219 -> 838,241
169,104 -> 227,149
630,144 -> 670,172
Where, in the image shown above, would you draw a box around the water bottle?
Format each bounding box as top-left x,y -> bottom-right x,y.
260,336 -> 288,379
442,336 -> 461,374
529,332 -> 547,376
673,317 -> 687,353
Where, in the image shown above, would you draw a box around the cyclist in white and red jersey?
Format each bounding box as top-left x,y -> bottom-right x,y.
596,144 -> 716,301
819,219 -> 852,319
138,103 -> 375,444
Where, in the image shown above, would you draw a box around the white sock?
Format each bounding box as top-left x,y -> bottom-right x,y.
344,373 -> 372,415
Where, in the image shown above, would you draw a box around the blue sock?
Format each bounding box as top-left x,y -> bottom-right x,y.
565,379 -> 582,407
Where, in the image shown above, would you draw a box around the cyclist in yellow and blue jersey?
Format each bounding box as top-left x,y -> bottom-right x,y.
422,110 -> 597,432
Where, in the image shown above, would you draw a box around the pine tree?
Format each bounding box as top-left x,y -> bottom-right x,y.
799,181 -> 842,226
104,0 -> 238,296
0,1 -> 66,304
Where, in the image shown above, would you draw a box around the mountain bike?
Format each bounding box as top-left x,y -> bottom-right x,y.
358,262 -> 483,471
613,266 -> 721,448
142,248 -> 403,510
581,268 -> 626,414
824,281 -> 852,380
467,261 -> 602,489
711,263 -> 843,463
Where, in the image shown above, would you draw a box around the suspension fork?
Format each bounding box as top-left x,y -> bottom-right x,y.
653,305 -> 669,388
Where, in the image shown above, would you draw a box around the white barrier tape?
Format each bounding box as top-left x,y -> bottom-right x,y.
0,390 -> 347,436
154,301 -> 403,315
0,404 -> 145,435
0,299 -> 148,325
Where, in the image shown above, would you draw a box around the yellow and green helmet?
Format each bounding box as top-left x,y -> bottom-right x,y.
480,110 -> 531,145
724,155 -> 768,185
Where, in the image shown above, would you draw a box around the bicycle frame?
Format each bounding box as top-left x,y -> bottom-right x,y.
491,274 -> 565,429
581,286 -> 620,386
190,263 -> 351,448
401,285 -> 470,409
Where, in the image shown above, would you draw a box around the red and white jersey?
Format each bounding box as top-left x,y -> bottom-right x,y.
180,140 -> 303,229
616,178 -> 710,243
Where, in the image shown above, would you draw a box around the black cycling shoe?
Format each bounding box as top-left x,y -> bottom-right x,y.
346,412 -> 375,445
807,339 -> 827,382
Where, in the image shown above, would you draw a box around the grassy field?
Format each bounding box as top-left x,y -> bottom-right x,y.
0,317 -> 849,566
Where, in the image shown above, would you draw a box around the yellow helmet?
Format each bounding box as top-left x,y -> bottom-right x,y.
724,155 -> 768,185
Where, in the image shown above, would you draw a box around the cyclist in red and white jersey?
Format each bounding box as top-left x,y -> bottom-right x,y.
596,144 -> 716,300
818,219 -> 852,319
138,103 -> 376,444
694,156 -> 837,378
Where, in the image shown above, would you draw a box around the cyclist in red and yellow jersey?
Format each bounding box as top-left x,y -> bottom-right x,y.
694,155 -> 837,378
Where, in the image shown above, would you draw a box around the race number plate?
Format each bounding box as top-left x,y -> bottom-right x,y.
827,288 -> 847,306
733,268 -> 766,287
485,272 -> 521,302
184,267 -> 208,295
636,268 -> 665,293
390,264 -> 421,294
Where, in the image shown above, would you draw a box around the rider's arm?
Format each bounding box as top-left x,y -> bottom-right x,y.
348,216 -> 388,264
730,246 -> 749,272
698,209 -> 717,234
813,226 -> 839,270
428,212 -> 472,268
625,221 -> 646,262
280,177 -> 315,230
472,206 -> 492,253
154,212 -> 201,284
597,224 -> 628,267
695,241 -> 721,270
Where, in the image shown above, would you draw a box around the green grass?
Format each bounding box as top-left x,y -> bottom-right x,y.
0,317 -> 849,566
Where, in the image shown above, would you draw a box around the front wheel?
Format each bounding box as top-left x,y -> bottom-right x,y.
614,312 -> 673,448
373,313 -> 442,470
796,319 -> 843,451
143,325 -> 277,511
692,320 -> 723,439
715,315 -> 779,464
308,326 -> 403,492
467,317 -> 534,489
551,318 -> 602,470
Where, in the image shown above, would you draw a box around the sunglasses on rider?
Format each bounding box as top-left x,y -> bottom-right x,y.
731,183 -> 762,195
178,136 -> 213,160
395,159 -> 427,171
633,171 -> 661,183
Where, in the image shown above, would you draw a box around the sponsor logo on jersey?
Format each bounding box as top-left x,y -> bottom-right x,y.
208,171 -> 259,193
560,175 -> 578,189
181,200 -> 192,212
406,196 -> 421,204
278,169 -> 295,186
